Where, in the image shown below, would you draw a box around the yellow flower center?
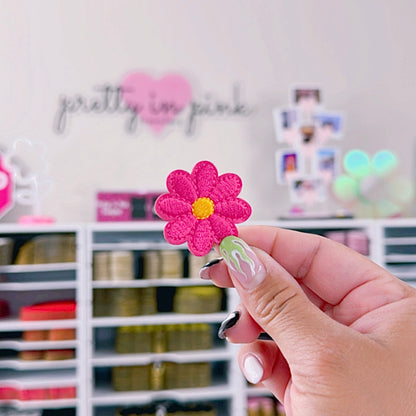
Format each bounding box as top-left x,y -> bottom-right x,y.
192,197 -> 215,220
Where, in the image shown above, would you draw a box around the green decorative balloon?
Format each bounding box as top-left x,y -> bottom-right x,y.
344,150 -> 371,178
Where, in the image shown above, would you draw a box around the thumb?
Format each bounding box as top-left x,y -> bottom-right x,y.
219,235 -> 336,362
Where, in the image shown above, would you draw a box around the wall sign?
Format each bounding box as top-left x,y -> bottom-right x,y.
121,73 -> 192,134
53,72 -> 253,137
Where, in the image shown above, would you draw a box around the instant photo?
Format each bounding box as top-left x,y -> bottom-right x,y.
273,107 -> 299,144
288,176 -> 326,204
314,112 -> 344,141
292,86 -> 322,115
300,124 -> 316,145
313,147 -> 339,183
275,149 -> 302,184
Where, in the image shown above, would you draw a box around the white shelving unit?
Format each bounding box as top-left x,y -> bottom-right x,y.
85,222 -> 244,416
274,218 -> 377,259
377,218 -> 416,288
0,219 -> 415,415
0,224 -> 86,416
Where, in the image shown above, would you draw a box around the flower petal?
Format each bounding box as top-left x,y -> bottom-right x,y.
191,161 -> 218,197
167,169 -> 197,203
209,214 -> 238,244
210,173 -> 242,203
188,219 -> 215,256
164,214 -> 197,245
214,198 -> 252,223
154,194 -> 192,221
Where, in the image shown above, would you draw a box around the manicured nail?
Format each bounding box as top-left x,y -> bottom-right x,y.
219,236 -> 266,290
243,354 -> 263,384
257,333 -> 273,341
199,257 -> 223,280
218,310 -> 240,339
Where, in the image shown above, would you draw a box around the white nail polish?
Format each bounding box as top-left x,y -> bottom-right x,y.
243,354 -> 263,384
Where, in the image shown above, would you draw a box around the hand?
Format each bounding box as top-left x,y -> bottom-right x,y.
201,226 -> 416,415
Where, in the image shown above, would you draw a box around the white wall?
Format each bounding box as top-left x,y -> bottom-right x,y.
0,0 -> 415,222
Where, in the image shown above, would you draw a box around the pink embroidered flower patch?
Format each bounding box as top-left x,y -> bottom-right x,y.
154,161 -> 252,256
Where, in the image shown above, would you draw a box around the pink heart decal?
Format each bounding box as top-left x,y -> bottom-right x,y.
121,72 -> 192,133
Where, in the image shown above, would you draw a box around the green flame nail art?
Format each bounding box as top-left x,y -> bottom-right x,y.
220,236 -> 256,275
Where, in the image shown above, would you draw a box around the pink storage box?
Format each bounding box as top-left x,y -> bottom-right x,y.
19,388 -> 48,401
0,387 -> 18,400
96,191 -> 163,222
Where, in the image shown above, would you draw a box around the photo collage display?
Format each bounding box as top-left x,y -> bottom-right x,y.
273,86 -> 344,209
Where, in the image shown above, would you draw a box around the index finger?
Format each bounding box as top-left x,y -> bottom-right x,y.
238,225 -> 394,306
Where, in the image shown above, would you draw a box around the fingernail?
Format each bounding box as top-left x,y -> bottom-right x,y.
199,257 -> 222,280
257,333 -> 273,341
218,310 -> 240,339
243,354 -> 263,384
219,236 -> 266,290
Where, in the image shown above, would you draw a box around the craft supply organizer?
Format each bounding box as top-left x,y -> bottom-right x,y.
86,222 -> 239,416
0,219 -> 415,416
0,225 -> 85,416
